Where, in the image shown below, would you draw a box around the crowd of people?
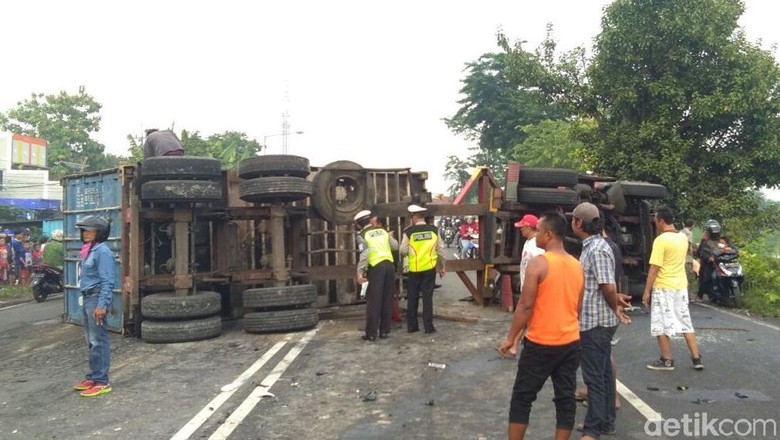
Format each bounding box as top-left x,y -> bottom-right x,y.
0,228 -> 64,286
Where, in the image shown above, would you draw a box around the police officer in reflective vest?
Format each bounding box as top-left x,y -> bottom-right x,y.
400,205 -> 446,333
355,210 -> 398,341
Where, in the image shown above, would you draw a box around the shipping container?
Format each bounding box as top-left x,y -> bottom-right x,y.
62,169 -> 127,332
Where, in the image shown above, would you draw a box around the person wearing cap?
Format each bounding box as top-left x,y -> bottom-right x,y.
571,202 -> 630,439
355,210 -> 398,341
399,204 -> 446,334
507,214 -> 544,356
498,211 -> 584,440
142,128 -> 184,158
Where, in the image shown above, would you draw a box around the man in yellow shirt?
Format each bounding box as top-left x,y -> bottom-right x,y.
642,206 -> 703,371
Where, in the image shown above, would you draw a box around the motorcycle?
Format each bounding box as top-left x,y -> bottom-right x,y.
442,226 -> 456,248
709,246 -> 744,308
463,233 -> 480,259
30,265 -> 64,302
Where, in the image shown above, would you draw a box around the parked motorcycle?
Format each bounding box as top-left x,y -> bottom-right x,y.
709,246 -> 744,308
30,265 -> 64,302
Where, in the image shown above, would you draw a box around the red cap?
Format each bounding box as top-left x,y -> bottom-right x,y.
514,214 -> 538,229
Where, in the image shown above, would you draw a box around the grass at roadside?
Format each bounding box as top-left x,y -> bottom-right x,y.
743,290 -> 780,317
0,284 -> 32,301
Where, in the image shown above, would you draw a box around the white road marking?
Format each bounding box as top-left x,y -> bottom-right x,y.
208,326 -> 320,440
170,339 -> 289,440
616,379 -> 663,421
0,303 -> 24,312
696,303 -> 780,332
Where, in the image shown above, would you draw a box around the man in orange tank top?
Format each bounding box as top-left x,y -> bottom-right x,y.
498,212 -> 585,440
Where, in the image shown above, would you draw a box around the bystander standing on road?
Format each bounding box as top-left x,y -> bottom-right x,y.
571,203 -> 631,439
0,235 -> 9,284
498,212 -> 584,440
142,128 -> 185,158
399,205 -> 445,334
508,214 -> 544,356
643,207 -> 704,371
355,210 -> 398,341
73,216 -> 115,397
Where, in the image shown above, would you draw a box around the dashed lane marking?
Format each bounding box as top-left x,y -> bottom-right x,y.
208,325 -> 321,440
170,339 -> 290,440
617,379 -> 663,421
0,303 -> 24,312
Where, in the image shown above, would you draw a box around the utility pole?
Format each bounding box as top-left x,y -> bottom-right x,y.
281,84 -> 290,154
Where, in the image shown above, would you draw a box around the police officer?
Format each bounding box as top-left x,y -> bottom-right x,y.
400,205 -> 446,334
355,210 -> 398,341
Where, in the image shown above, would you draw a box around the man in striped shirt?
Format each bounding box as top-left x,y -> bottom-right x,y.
572,203 -> 631,439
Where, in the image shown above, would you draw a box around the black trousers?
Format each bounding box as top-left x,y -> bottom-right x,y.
365,260 -> 395,337
406,269 -> 436,332
509,338 -> 581,429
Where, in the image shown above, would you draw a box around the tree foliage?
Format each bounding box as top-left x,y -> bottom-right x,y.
513,119 -> 589,172
0,87 -> 120,179
585,0 -> 780,219
443,148 -> 510,197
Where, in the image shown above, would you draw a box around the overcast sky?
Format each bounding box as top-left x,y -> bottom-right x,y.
2,0 -> 778,195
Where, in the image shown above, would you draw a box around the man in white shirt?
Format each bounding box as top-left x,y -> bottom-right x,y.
508,214 -> 544,355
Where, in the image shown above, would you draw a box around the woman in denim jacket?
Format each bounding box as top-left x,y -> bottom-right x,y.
72,216 -> 115,397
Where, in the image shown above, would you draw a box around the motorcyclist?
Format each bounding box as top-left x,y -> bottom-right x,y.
459,216 -> 479,259
42,229 -> 65,270
696,220 -> 721,301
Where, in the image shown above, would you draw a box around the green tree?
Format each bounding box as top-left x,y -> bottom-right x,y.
0,86 -> 117,179
585,0 -> 780,219
443,147 -> 509,197
513,119 -> 589,171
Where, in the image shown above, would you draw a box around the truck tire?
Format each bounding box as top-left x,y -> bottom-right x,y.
142,156 -> 221,181
141,315 -> 222,343
619,181 -> 668,199
238,155 -> 310,179
311,160 -> 375,225
243,285 -> 317,309
517,187 -> 578,206
518,168 -> 579,187
244,308 -> 319,333
141,291 -> 222,320
141,180 -> 223,202
239,176 -> 313,203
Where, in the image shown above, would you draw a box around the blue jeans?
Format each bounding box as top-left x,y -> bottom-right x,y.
580,325 -> 617,437
460,238 -> 474,258
82,294 -> 111,384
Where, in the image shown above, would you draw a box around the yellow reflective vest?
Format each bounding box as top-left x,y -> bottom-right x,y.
405,224 -> 439,272
361,226 -> 394,267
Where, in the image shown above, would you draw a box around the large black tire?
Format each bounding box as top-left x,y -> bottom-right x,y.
619,181 -> 668,199
519,168 -> 579,187
244,308 -> 319,333
141,180 -> 223,203
141,291 -> 222,320
142,156 -> 222,181
517,187 -> 578,206
238,155 -> 310,179
243,285 -> 317,309
32,285 -> 47,302
311,160 -> 375,225
141,315 -> 222,343
239,176 -> 313,203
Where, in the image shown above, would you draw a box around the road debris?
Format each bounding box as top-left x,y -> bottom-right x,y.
677,386 -> 688,391
692,398 -> 715,404
735,392 -> 749,399
425,400 -> 435,406
362,389 -> 378,401
427,362 -> 447,370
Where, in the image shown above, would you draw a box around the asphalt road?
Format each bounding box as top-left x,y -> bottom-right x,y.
0,269 -> 778,439
0,293 -> 64,333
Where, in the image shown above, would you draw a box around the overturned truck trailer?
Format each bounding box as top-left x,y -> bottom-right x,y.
61,156 -> 502,340
62,156 -> 664,341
